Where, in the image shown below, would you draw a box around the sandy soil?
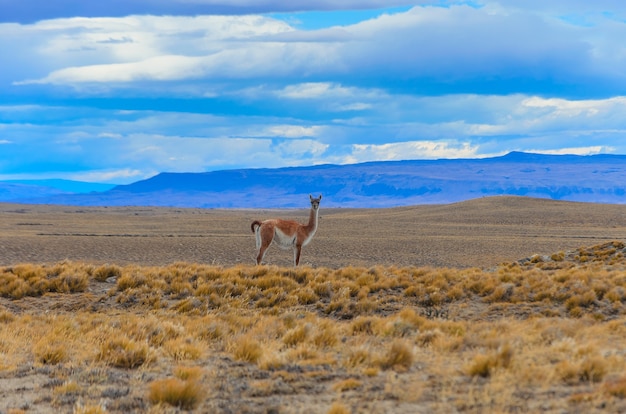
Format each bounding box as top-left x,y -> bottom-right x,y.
1,196 -> 625,269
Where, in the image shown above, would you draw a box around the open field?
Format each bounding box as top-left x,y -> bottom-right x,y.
1,196 -> 626,413
2,196 -> 626,268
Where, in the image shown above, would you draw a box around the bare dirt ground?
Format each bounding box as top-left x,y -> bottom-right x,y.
1,196 -> 626,414
1,196 -> 625,268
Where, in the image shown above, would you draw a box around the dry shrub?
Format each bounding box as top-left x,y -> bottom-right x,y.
466,344 -> 513,378
606,287 -> 626,303
579,356 -> 608,383
484,283 -> 515,303
283,324 -> 310,347
53,380 -> 81,396
333,378 -> 362,392
117,271 -> 148,291
98,337 -> 149,369
345,347 -> 372,369
174,366 -> 204,381
73,403 -> 107,414
351,317 -> 375,335
164,338 -> 203,361
51,272 -> 89,293
33,337 -> 68,365
93,264 -> 122,282
0,310 -> 15,323
557,356 -> 607,385
379,340 -> 414,372
174,297 -> 204,314
605,376 -> 626,398
296,287 -> 319,304
148,377 -> 202,409
327,402 -> 351,414
312,322 -> 338,348
0,274 -> 35,299
565,291 -> 597,311
233,336 -> 263,363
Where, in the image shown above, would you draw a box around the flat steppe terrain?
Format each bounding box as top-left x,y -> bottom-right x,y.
1,196 -> 625,268
2,196 -> 626,414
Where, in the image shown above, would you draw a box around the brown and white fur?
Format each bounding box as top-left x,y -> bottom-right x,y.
251,195 -> 322,266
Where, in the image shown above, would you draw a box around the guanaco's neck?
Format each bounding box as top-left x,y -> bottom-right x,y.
305,205 -> 319,233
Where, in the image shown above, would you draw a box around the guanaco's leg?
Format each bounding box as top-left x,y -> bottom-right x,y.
256,224 -> 274,265
294,244 -> 302,266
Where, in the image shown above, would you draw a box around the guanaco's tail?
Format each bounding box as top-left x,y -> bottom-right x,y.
251,220 -> 262,233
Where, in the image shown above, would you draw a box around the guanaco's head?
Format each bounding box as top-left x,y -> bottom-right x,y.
309,194 -> 322,210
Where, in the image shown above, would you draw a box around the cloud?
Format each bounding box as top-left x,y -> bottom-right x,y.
277,83 -> 346,99
529,146 -> 615,156
0,0 -> 420,23
263,125 -> 323,138
9,5 -> 626,96
346,141 -> 482,163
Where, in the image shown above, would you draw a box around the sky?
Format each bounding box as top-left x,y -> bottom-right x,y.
1,1 -> 626,184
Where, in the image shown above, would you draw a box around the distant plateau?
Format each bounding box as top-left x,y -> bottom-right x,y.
1,152 -> 625,208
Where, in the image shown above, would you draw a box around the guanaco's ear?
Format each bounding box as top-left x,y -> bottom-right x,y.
319,194 -> 322,200
309,194 -> 313,201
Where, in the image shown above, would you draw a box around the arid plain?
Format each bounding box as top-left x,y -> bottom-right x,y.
2,196 -> 625,269
1,196 -> 626,413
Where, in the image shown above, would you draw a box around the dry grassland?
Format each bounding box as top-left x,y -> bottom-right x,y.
0,196 -> 626,413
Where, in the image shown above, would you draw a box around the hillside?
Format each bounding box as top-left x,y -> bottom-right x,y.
2,152 -> 626,207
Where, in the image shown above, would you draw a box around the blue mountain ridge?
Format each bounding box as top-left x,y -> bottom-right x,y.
1,152 -> 625,208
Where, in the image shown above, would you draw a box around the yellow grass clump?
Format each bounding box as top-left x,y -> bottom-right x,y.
148,377 -> 203,409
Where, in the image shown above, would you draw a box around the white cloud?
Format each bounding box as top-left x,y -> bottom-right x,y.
11,4 -> 626,90
69,168 -> 149,183
277,82 -> 351,99
275,139 -> 329,159
346,140 -> 481,163
529,146 -> 615,156
263,125 -> 323,138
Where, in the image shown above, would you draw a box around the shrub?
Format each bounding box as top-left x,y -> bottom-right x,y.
174,366 -> 203,381
380,340 -> 413,372
51,272 -> 89,293
605,376 -> 626,398
557,356 -> 607,385
327,402 -> 351,414
148,378 -> 202,409
333,378 -> 362,392
164,338 -> 203,361
93,264 -> 122,282
33,338 -> 68,365
465,344 -> 513,378
283,324 -> 310,347
98,337 -> 149,369
579,356 -> 607,383
312,322 -> 338,348
232,336 -> 263,363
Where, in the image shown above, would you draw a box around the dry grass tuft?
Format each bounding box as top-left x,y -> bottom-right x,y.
379,340 -> 414,372
333,378 -> 362,392
605,376 -> 626,398
232,336 -> 263,364
466,344 -> 513,378
98,337 -> 150,369
148,377 -> 203,409
33,337 -> 68,365
327,401 -> 351,414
